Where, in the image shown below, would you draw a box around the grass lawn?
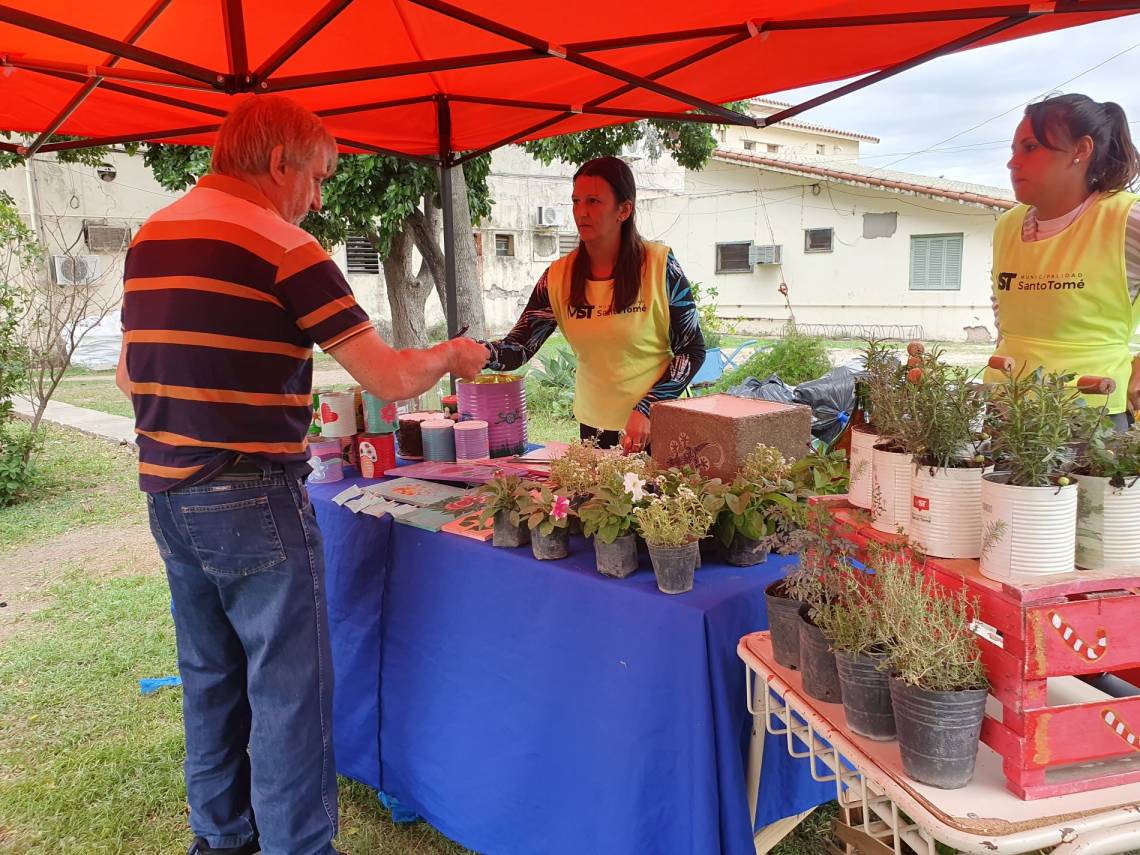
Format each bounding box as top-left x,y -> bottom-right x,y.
0,422 -> 143,550
50,376 -> 134,419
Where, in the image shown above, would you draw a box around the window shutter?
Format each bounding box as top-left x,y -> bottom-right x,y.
909,234 -> 962,291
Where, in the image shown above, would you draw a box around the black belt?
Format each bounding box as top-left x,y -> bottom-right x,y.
215,456 -> 287,478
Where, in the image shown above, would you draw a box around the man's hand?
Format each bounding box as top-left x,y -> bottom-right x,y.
1128,356 -> 1140,415
620,410 -> 651,454
446,338 -> 490,380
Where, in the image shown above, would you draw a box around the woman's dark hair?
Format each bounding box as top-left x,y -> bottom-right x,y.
569,156 -> 645,313
1025,93 -> 1140,193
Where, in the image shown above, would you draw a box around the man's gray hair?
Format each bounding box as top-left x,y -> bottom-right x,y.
212,95 -> 337,177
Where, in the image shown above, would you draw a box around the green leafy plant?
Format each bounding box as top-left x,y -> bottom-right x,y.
633,472 -> 718,547
814,542 -> 900,658
788,448 -> 850,496
689,280 -> 734,350
712,445 -> 798,549
475,473 -> 531,525
1081,424 -> 1140,488
859,337 -> 907,447
781,503 -> 857,614
548,438 -> 603,497
712,322 -> 831,391
985,364 -> 1092,487
516,482 -> 574,536
579,454 -> 656,543
527,348 -> 578,421
0,192 -> 42,505
877,551 -> 988,693
896,344 -> 987,469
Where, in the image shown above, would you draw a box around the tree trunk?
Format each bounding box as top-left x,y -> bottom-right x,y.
445,163 -> 487,341
406,166 -> 487,341
379,225 -> 434,349
383,162 -> 487,347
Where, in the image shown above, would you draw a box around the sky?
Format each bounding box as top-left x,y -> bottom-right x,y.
766,15 -> 1140,191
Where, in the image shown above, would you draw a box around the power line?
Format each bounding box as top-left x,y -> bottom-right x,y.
870,40 -> 1140,174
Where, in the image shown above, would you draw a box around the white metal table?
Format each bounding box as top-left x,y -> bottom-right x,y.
739,632 -> 1140,855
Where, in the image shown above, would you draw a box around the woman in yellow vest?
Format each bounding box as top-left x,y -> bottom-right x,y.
483,156 -> 705,452
987,93 -> 1140,429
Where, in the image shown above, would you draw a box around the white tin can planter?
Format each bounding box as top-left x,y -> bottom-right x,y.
848,425 -> 877,510
909,464 -> 988,559
979,473 -> 1077,580
871,444 -> 913,535
1074,474 -> 1140,573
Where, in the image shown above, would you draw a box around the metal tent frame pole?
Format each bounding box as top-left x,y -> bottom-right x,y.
437,96 -> 460,392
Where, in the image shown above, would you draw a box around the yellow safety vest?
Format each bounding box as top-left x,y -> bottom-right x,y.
547,241 -> 672,431
985,191 -> 1139,413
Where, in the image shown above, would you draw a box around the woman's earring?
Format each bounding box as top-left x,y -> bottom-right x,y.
1074,158 -> 1081,165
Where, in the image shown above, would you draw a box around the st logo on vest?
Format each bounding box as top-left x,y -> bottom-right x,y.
997,271 -> 1016,291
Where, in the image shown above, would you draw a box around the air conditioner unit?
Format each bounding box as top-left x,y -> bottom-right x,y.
84,223 -> 131,252
51,255 -> 100,286
536,206 -> 564,228
749,244 -> 782,265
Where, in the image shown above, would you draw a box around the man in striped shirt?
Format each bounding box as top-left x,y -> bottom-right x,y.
117,96 -> 487,855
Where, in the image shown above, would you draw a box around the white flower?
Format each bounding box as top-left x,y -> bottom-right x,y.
623,472 -> 646,502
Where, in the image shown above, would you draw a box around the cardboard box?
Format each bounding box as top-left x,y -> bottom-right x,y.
650,394 -> 812,481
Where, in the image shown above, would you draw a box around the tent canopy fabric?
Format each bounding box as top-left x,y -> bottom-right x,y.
2,1 -> 1138,163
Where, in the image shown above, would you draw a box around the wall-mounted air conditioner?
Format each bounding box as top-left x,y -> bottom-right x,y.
749,244 -> 782,265
84,223 -> 131,252
51,255 -> 100,285
536,206 -> 564,228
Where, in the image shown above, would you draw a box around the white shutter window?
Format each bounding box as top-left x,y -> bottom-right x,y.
346,235 -> 379,274
909,234 -> 963,291
558,233 -> 579,256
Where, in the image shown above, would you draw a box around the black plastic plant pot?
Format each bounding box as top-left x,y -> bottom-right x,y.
889,677 -> 988,789
648,541 -> 698,594
492,511 -> 530,548
798,612 -> 842,703
595,534 -> 639,578
764,580 -> 804,671
835,649 -> 896,741
724,533 -> 770,567
531,526 -> 570,560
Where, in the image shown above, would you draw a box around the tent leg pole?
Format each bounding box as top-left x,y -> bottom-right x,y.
439,161 -> 459,393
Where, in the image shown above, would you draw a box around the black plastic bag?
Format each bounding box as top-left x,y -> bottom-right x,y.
793,366 -> 859,445
726,373 -> 796,404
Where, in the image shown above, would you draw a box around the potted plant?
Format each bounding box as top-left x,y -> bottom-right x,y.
476,473 -> 531,548
633,472 -> 717,594
861,338 -> 912,531
814,542 -> 903,740
1075,422 -> 1140,572
779,505 -> 855,701
849,337 -> 897,510
549,439 -> 603,534
980,360 -> 1093,579
896,345 -> 990,559
579,465 -> 651,577
517,482 -> 574,560
879,555 -> 989,789
713,445 -> 797,566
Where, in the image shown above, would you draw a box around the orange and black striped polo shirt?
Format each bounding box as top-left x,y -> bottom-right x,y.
122,173 -> 371,493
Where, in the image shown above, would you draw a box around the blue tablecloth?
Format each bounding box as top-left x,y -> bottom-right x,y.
310,475 -> 832,855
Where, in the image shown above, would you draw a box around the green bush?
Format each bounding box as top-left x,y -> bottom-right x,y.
526,348 -> 577,420
711,324 -> 830,391
0,422 -> 39,506
426,320 -> 450,342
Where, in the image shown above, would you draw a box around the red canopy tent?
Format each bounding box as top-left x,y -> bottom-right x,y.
2,0 -> 1138,329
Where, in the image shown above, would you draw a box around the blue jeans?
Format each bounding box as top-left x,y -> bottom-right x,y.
147,472 -> 338,855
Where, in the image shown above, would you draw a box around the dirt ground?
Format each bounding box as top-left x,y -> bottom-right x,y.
0,523 -> 160,643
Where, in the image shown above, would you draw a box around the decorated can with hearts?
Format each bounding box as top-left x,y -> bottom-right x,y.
362,391 -> 399,434
356,433 -> 396,478
307,437 -> 344,484
318,390 -> 356,438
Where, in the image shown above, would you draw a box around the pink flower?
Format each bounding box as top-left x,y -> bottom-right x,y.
550,495 -> 570,520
